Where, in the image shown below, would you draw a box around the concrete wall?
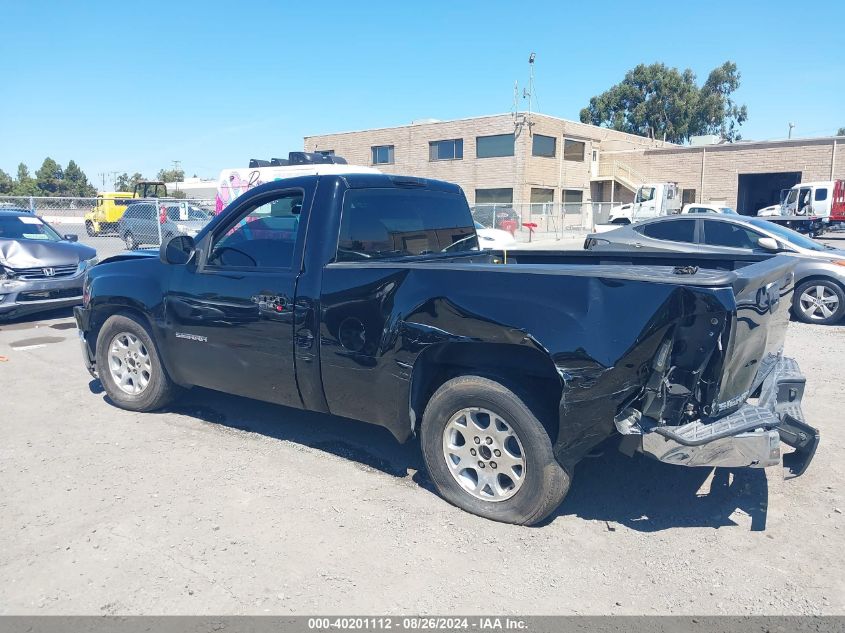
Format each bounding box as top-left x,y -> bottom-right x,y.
604,138 -> 843,209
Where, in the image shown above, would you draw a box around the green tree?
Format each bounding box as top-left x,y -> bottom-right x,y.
580,61 -> 748,143
837,127 -> 845,136
0,168 -> 13,195
35,157 -> 64,195
697,62 -> 748,142
12,163 -> 38,196
114,172 -> 146,193
156,168 -> 185,183
62,160 -> 97,196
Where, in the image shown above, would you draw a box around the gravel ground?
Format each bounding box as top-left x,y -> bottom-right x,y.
1,246 -> 843,615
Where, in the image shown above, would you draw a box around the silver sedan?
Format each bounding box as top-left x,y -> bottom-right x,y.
585,214 -> 845,324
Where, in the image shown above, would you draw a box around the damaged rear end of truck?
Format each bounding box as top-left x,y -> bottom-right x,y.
544,255 -> 820,477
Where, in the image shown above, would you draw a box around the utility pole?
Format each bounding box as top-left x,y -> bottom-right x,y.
788,122 -> 795,139
172,160 -> 182,195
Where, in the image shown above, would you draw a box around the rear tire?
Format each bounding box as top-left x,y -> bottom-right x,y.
793,279 -> 845,324
85,221 -> 96,237
95,313 -> 180,412
123,232 -> 138,250
420,375 -> 570,525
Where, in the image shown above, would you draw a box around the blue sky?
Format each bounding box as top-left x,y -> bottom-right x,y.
1,0 -> 843,188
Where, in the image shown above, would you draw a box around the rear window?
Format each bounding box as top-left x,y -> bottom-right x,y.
336,189 -> 477,261
637,219 -> 696,243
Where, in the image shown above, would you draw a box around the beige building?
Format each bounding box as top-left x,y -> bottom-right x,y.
304,113 -> 664,209
304,113 -> 844,215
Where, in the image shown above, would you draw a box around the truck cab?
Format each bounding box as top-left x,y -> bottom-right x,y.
606,182 -> 681,225
84,192 -> 135,236
781,181 -> 841,218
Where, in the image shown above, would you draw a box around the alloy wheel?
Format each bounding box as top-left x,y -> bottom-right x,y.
442,407 -> 526,502
799,284 -> 840,321
108,332 -> 152,395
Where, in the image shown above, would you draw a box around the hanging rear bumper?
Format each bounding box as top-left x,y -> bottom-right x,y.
627,357 -> 819,477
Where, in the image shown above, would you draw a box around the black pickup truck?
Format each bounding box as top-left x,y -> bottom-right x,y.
74,173 -> 819,525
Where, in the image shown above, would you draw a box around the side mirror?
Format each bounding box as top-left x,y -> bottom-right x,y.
757,237 -> 781,252
160,234 -> 196,265
64,234 -> 79,242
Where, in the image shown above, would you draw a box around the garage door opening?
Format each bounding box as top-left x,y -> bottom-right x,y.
736,172 -> 802,216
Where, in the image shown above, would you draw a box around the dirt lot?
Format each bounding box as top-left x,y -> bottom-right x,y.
1,252 -> 844,615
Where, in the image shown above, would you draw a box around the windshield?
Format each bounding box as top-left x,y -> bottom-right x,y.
747,218 -> 829,251
0,215 -> 63,242
636,187 -> 655,203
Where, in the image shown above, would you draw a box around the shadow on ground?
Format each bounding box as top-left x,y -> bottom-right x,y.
553,444 -> 769,531
0,306 -> 75,329
88,380 -> 770,532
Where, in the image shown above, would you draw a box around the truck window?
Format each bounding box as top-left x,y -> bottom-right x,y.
636,187 -> 655,203
336,189 -> 477,261
815,188 -> 828,201
702,220 -> 762,250
207,191 -> 303,269
638,219 -> 695,243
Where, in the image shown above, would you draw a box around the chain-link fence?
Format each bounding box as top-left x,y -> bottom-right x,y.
470,202 -> 615,244
0,195 -> 215,258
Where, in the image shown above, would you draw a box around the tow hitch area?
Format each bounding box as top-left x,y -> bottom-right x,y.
618,356 -> 819,476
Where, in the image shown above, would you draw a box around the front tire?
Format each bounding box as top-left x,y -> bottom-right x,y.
420,375 -> 570,525
95,313 -> 180,411
793,279 -> 845,324
85,221 -> 97,237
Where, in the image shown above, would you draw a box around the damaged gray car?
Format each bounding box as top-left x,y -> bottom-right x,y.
0,208 -> 98,320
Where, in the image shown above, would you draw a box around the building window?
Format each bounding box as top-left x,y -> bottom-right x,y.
563,190 -> 584,204
476,134 -> 515,158
530,188 -> 554,203
475,188 -> 513,204
532,134 -> 556,158
429,138 -> 463,161
563,139 -> 585,162
316,149 -> 335,156
682,188 -> 697,204
371,145 -> 394,165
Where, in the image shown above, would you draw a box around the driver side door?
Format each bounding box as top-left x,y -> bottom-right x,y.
162,187 -> 307,407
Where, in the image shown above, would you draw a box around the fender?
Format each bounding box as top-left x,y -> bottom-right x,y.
83,256 -> 182,384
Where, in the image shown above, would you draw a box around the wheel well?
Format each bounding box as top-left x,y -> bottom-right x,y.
409,342 -> 562,438
795,275 -> 844,293
88,304 -> 153,356
792,275 -> 845,306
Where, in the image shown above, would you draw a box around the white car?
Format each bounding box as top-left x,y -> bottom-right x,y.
681,203 -> 738,215
475,222 -> 516,249
757,204 -> 781,217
